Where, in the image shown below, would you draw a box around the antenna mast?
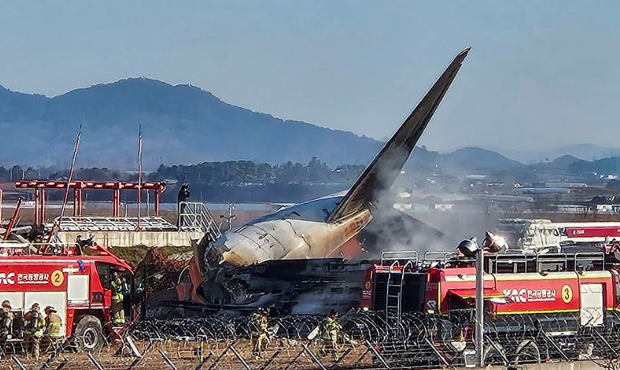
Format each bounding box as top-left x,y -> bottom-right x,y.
137,125 -> 143,231
59,124 -> 82,222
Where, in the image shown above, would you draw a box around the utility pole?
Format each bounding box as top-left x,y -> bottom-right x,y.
137,125 -> 143,231
475,244 -> 485,368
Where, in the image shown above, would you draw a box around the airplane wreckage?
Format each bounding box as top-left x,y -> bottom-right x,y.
179,48 -> 470,315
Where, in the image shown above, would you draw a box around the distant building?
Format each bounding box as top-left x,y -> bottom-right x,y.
545,182 -> 587,188
433,203 -> 454,211
595,204 -> 620,213
516,188 -> 571,194
555,205 -> 589,213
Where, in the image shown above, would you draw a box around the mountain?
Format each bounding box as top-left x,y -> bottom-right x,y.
442,147 -> 524,172
495,144 -> 620,164
0,78 -> 383,169
568,156 -> 620,176
529,155 -> 584,172
0,78 -> 528,175
403,146 -> 524,176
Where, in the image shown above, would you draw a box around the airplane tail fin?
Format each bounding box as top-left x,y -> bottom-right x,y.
327,48 -> 470,222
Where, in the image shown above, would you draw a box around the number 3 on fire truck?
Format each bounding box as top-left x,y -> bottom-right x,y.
562,285 -> 573,304
51,270 -> 64,287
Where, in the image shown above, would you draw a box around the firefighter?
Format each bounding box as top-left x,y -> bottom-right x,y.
23,303 -> 45,360
111,272 -> 126,326
250,307 -> 269,358
0,300 -> 13,356
320,310 -> 342,362
43,306 -> 63,352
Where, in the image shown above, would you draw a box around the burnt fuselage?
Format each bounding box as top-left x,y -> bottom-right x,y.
208,195 -> 371,266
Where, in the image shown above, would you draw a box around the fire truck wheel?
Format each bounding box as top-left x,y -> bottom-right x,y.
73,315 -> 104,352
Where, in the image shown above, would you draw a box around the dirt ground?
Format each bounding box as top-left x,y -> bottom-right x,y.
0,339 -> 377,370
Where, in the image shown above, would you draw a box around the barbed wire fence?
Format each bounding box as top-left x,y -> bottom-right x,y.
1,310 -> 619,369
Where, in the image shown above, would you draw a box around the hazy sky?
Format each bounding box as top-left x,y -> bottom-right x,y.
1,1 -> 619,152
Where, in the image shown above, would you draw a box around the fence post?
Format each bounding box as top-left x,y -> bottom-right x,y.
12,355 -> 27,370
424,338 -> 451,367
126,336 -> 142,358
486,337 -> 510,366
594,330 -> 618,356
282,347 -> 305,370
365,340 -> 391,370
259,349 -> 280,370
159,350 -> 178,370
541,331 -> 570,361
194,352 -> 213,370
127,340 -> 156,370
301,344 -> 326,370
334,347 -> 352,364
352,347 -> 371,369
54,359 -> 69,370
39,338 -> 70,370
87,352 -> 106,370
230,345 -> 252,370
206,343 -> 233,370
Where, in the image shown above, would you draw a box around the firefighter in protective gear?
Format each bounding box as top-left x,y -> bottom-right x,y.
43,306 -> 63,352
250,308 -> 269,358
24,303 -> 45,360
0,300 -> 13,355
320,310 -> 342,362
111,272 -> 126,325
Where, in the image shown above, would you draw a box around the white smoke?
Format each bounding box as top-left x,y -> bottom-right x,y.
361,149 -> 497,259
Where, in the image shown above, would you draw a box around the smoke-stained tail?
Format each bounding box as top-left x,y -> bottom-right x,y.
327,48 -> 471,222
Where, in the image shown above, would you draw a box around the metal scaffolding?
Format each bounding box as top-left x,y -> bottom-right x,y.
14,180 -> 167,224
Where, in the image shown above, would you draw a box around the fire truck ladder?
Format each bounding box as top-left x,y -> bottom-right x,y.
384,260 -> 401,326
384,259 -> 415,328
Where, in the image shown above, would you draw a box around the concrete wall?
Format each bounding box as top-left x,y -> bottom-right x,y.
57,230 -> 204,248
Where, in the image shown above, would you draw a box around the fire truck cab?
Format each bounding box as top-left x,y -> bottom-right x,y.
359,248 -> 620,365
361,249 -> 620,332
0,241 -> 136,352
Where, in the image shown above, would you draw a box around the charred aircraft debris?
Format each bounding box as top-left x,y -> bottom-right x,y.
184,48 -> 471,314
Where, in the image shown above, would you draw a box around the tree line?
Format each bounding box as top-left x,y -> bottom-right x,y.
150,157 -> 364,186
0,158 -> 364,186
0,159 -> 365,203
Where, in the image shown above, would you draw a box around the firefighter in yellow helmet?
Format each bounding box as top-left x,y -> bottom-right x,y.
250,307 -> 269,358
43,306 -> 63,352
320,310 -> 342,362
24,303 -> 45,360
111,272 -> 126,326
0,300 -> 13,356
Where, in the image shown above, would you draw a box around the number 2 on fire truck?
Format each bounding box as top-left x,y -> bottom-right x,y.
51,270 -> 64,287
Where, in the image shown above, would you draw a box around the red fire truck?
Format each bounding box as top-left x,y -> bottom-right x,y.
361,248 -> 620,338
0,241 -> 137,352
